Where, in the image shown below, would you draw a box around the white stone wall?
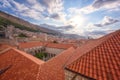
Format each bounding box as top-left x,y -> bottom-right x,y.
45,47 -> 64,55
22,46 -> 65,60
23,46 -> 42,55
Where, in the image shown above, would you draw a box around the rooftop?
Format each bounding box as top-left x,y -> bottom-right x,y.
38,47 -> 75,80
0,48 -> 44,80
19,41 -> 75,49
0,30 -> 120,80
66,30 -> 120,80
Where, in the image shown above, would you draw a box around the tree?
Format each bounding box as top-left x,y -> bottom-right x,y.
18,33 -> 27,37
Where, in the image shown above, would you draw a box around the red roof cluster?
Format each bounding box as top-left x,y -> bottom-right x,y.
38,47 -> 75,80
0,30 -> 120,80
0,48 -> 44,80
0,46 -> 75,80
19,41 -> 75,49
66,30 -> 120,80
0,44 -> 9,51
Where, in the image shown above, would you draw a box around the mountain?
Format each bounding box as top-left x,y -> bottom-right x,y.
40,24 -> 85,39
0,10 -> 85,39
40,24 -> 74,32
0,10 -> 59,35
62,33 -> 85,39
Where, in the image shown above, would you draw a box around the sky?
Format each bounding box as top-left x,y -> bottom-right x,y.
0,0 -> 120,38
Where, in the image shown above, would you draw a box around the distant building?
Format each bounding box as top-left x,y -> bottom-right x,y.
5,25 -> 14,39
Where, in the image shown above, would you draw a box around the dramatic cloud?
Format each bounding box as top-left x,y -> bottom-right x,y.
0,0 -> 45,20
0,0 -> 65,21
85,30 -> 108,38
0,0 -> 12,8
94,16 -> 119,27
37,0 -> 65,21
42,0 -> 64,14
0,0 -> 120,38
40,24 -> 74,32
86,30 -> 107,35
27,0 -> 45,12
57,25 -> 74,31
50,13 -> 61,20
92,0 -> 120,9
68,0 -> 120,14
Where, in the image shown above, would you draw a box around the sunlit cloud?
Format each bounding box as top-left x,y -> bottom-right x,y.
68,0 -> 120,14
0,0 -> 120,38
94,16 -> 119,27
67,15 -> 86,27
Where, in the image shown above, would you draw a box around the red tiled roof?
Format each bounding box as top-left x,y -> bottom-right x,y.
66,30 -> 120,80
19,41 -> 75,49
0,44 -> 10,51
1,30 -> 119,80
0,45 -> 75,80
37,47 -> 75,80
0,48 -> 44,80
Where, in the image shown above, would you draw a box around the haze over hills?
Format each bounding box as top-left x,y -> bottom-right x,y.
40,24 -> 86,39
40,24 -> 74,32
0,10 -> 60,35
0,10 -> 86,39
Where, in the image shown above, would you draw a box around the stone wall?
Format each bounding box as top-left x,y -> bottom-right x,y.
21,46 -> 65,61
45,47 -> 64,55
65,69 -> 90,80
23,46 -> 43,55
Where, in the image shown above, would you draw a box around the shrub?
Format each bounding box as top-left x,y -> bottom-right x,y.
35,52 -> 47,59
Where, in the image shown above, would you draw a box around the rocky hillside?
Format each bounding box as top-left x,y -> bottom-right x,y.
0,10 -> 59,35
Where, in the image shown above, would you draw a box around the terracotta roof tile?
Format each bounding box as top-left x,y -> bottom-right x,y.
0,30 -> 120,80
0,44 -> 10,51
37,47 -> 75,80
0,48 -> 44,80
46,43 -> 75,49
19,41 -> 75,49
66,30 -> 120,80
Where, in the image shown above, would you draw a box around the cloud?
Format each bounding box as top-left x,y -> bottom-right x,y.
40,23 -> 74,32
0,0 -> 44,20
92,0 -> 120,9
0,0 -> 65,21
42,0 -> 64,14
85,30 -> 108,38
36,0 -> 66,21
68,0 -> 120,14
0,0 -> 12,8
57,25 -> 74,31
50,13 -> 61,20
27,0 -> 45,12
94,16 -> 119,27
87,30 -> 107,35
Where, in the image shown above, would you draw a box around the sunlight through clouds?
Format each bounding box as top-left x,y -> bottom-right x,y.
0,0 -> 120,38
68,15 -> 86,27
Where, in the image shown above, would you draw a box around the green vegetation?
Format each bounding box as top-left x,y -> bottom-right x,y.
0,16 -> 39,32
0,25 -> 4,30
18,33 -> 28,37
34,52 -> 47,59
